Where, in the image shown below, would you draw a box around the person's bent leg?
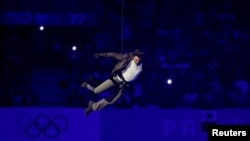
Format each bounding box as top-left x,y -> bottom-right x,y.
92,79 -> 115,94
92,87 -> 125,111
84,98 -> 110,116
83,76 -> 122,116
91,99 -> 110,111
85,76 -> 121,94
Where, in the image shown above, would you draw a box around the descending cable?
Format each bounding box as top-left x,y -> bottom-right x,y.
121,0 -> 124,52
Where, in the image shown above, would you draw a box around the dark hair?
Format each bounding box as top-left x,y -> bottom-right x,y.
133,49 -> 144,59
134,52 -> 144,59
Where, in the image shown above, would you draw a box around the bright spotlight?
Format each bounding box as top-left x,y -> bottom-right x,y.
72,46 -> 77,51
39,26 -> 44,31
167,79 -> 172,85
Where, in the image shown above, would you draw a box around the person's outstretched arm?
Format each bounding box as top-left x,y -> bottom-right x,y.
94,52 -> 133,60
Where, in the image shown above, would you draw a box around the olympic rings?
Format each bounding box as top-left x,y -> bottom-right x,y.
19,114 -> 69,139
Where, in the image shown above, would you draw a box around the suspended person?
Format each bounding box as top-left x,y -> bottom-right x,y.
81,49 -> 144,116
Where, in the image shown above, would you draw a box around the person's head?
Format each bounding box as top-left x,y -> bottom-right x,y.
133,55 -> 142,65
133,49 -> 144,65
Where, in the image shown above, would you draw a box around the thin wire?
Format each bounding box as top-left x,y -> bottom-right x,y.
121,0 -> 124,52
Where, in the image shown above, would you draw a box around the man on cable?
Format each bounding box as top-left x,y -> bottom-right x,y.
81,49 -> 144,116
